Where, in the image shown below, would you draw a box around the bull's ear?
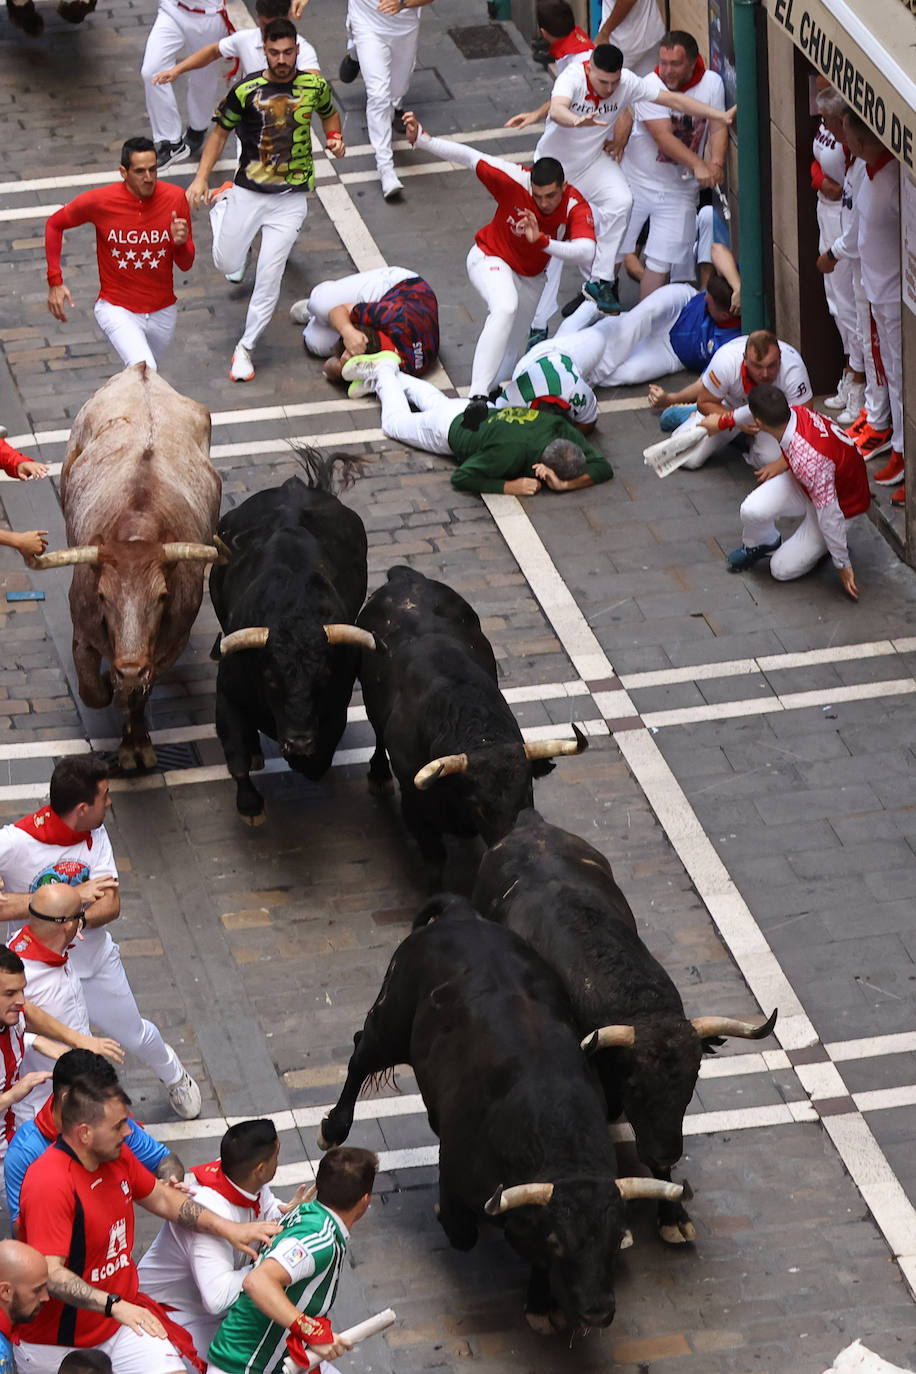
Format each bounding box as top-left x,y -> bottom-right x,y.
701,1036 -> 726,1056
530,759 -> 556,780
209,633 -> 223,663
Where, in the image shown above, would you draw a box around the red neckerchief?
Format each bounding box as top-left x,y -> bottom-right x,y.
866,149 -> 894,180
191,1160 -> 261,1216
740,360 -> 754,394
582,62 -> 604,106
549,27 -> 592,61
655,53 -> 706,92
15,805 -> 93,851
0,1306 -> 19,1346
35,1095 -> 58,1142
9,927 -> 68,967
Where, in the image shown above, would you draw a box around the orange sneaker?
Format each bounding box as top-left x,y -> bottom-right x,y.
208,180 -> 235,204
874,450 -> 904,485
892,483 -> 906,507
856,424 -> 893,459
844,407 -> 868,438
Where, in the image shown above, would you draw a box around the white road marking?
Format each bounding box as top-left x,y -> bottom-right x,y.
641,678 -> 916,729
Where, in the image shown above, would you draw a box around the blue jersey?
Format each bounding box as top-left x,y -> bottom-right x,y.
0,1329 -> 13,1374
667,290 -> 741,373
5,1115 -> 169,1223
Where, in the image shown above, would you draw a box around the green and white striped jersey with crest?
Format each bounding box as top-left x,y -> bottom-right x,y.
496,348 -> 597,426
207,1200 -> 348,1374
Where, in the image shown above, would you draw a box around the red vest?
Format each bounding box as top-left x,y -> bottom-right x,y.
788,406 -> 871,518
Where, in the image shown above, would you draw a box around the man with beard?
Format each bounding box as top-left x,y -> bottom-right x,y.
0,1239 -> 50,1371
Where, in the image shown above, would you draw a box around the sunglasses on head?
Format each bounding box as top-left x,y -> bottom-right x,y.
28,903 -> 86,930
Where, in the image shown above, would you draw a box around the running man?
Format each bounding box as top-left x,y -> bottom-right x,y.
187,19 -> 344,382
403,111 -> 596,424
45,138 -> 194,372
153,0 -> 320,93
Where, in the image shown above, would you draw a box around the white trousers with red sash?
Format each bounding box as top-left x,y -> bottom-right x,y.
141,0 -> 233,144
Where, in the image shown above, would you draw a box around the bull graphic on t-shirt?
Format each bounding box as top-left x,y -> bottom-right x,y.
657,113 -> 707,164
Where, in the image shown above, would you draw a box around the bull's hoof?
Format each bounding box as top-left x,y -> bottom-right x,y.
659,1220 -> 696,1245
57,0 -> 96,20
620,1228 -> 634,1250
240,810 -> 266,828
118,742 -> 157,772
316,1123 -> 332,1151
524,1312 -> 555,1337
367,774 -> 394,798
548,1310 -> 567,1332
139,743 -> 157,770
6,0 -> 43,34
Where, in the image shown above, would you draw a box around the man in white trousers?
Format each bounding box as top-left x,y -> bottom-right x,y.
0,755 -> 202,1122
141,0 -> 235,171
344,0 -> 436,200
724,384 -> 869,595
596,0 -> 663,76
404,112 -> 596,422
293,264 -> 440,381
153,0 -> 320,94
188,20 -> 344,382
535,43 -> 734,314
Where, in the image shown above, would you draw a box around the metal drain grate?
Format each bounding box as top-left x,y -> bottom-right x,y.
99,740 -> 203,777
448,23 -> 518,59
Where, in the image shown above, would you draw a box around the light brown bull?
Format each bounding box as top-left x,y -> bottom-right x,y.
31,364 -> 222,769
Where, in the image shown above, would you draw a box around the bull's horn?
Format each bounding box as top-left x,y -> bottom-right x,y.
581,1025 -> 636,1053
29,546 -> 100,570
161,542 -> 221,563
523,723 -> 589,761
323,624 -> 380,653
484,1183 -> 555,1215
219,627 -> 270,655
414,754 -> 469,790
691,1008 -> 778,1041
615,1177 -> 683,1202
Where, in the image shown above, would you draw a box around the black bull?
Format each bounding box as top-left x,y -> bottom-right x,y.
209,462 -> 377,822
473,809 -> 777,1243
318,897 -> 682,1332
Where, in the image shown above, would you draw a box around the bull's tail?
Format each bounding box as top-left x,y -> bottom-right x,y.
291,445 -> 365,493
412,892 -> 476,930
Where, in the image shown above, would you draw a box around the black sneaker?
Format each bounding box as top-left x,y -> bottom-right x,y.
726,537 -> 781,572
7,0 -> 43,33
184,126 -> 207,157
582,278 -> 621,314
531,36 -> 551,68
527,326 -> 548,349
339,52 -> 360,83
560,293 -> 584,318
461,396 -> 490,432
392,107 -> 407,135
156,138 -> 190,170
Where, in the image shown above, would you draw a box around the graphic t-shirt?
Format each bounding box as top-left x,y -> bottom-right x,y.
208,1200 -> 348,1374
216,70 -> 336,193
351,276 -> 439,376
0,1312 -> 14,1374
498,349 -> 598,426
20,1140 -> 155,1348
625,66 -> 725,192
448,407 -> 612,494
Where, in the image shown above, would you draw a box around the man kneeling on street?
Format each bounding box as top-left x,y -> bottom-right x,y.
341,352 -> 612,496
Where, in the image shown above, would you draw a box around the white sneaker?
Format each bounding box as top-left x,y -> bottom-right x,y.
230,342 -> 255,382
824,373 -> 848,409
380,168 -> 404,201
167,1063 -> 202,1120
837,380 -> 865,425
289,299 -> 311,325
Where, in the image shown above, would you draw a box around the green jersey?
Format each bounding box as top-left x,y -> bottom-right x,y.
207,1201 -> 348,1374
447,405 -> 612,495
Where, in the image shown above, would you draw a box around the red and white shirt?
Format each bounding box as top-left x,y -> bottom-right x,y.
780,407 -> 870,568
0,1014 -> 26,1156
8,926 -> 89,1123
45,181 -> 195,315
20,1140 -> 156,1348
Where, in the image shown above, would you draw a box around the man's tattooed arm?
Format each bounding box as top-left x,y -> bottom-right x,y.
176,1196 -> 205,1230
47,1264 -> 107,1311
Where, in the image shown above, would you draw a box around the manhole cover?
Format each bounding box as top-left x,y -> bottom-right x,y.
448,23 -> 517,60
100,740 -> 203,777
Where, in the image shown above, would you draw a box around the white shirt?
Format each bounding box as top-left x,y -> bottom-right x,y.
812,120 -> 847,202
601,0 -> 664,65
701,335 -> 812,427
0,821 -> 118,976
536,62 -> 664,181
831,157 -> 865,262
137,1179 -> 284,1318
624,68 -> 725,194
857,158 -> 901,307
8,930 -> 90,1122
347,0 -> 421,35
218,30 -> 319,74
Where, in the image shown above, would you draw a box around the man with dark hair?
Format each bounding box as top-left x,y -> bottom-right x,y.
5,1049 -> 183,1231
44,140 -> 193,370
0,755 -> 202,1121
57,1353 -> 113,1374
620,29 -> 727,299
403,112 -> 596,419
207,1146 -> 378,1374
292,264 -> 439,384
341,354 -> 612,496
724,384 -> 869,593
535,42 -> 733,314
188,21 -> 344,382
0,1239 -> 49,1371
17,1080 -> 277,1374
139,1118 -> 310,1357
153,0 -> 321,100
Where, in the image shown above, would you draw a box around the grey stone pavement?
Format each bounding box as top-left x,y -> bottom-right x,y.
2,1 -> 916,1370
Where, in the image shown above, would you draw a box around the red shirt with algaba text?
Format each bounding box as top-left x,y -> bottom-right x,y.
45,181 -> 194,314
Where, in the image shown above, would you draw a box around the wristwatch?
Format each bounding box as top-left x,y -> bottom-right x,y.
105,1293 -> 122,1318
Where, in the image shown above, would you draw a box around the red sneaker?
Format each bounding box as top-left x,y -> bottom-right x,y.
892,483 -> 906,507
873,450 -> 904,485
844,407 -> 868,438
856,424 -> 893,459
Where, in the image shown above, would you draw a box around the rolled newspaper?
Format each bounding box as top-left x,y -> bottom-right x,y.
281,1308 -> 397,1374
643,424 -> 707,477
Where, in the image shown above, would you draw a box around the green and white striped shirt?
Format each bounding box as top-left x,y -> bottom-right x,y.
497,349 -> 598,426
207,1201 -> 348,1374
